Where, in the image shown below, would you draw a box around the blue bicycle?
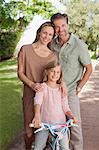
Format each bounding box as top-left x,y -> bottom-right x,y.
29,119 -> 78,150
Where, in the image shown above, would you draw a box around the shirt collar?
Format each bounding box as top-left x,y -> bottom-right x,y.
54,33 -> 74,46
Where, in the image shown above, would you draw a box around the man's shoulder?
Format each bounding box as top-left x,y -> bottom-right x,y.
73,34 -> 87,48
71,34 -> 88,51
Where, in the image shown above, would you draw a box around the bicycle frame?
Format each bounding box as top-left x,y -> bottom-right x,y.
29,119 -> 78,150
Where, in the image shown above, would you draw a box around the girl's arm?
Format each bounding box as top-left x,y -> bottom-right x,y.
62,96 -> 78,123
32,88 -> 44,128
18,50 -> 43,92
32,104 -> 41,128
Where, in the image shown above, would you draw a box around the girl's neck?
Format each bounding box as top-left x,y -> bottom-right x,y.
46,81 -> 58,88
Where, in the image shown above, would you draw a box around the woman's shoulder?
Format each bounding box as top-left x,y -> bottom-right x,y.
19,44 -> 33,55
20,44 -> 32,50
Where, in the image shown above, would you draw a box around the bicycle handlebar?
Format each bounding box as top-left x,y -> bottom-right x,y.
29,119 -> 78,134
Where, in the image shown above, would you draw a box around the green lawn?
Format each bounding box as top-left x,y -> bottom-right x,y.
0,58 -> 23,150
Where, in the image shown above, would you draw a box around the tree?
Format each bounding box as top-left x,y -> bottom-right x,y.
66,0 -> 99,51
1,0 -> 57,31
0,0 -> 57,60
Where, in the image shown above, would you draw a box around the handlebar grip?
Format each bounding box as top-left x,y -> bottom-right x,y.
29,123 -> 34,127
29,123 -> 43,128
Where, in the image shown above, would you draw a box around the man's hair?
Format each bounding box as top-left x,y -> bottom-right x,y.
51,13 -> 68,24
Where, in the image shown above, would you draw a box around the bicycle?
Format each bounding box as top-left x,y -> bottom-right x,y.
29,119 -> 78,150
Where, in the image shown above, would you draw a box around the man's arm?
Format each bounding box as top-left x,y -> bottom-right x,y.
77,63 -> 92,94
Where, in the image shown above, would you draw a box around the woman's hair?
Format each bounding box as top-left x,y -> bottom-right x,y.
33,21 -> 55,47
43,61 -> 62,84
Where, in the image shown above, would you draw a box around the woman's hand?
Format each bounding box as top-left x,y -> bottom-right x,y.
30,82 -> 44,92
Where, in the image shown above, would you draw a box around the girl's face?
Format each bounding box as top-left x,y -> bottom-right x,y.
47,66 -> 61,83
39,26 -> 54,45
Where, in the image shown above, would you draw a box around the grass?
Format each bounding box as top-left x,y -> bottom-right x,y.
0,58 -> 23,150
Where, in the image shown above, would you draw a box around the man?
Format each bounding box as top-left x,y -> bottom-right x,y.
50,13 -> 92,150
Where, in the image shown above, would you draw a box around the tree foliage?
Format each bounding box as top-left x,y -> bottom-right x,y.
0,0 -> 57,60
66,0 -> 99,51
0,0 -> 57,31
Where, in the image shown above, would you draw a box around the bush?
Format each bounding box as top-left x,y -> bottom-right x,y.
0,30 -> 22,61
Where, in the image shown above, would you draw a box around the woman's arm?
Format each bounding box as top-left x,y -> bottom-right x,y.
18,50 -> 42,91
18,50 -> 35,89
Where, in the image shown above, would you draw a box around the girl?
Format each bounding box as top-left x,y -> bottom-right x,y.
32,61 -> 77,150
18,22 -> 58,150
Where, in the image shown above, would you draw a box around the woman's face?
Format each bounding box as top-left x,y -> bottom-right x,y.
39,26 -> 54,45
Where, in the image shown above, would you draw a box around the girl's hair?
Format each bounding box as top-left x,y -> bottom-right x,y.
43,61 -> 62,84
33,21 -> 55,48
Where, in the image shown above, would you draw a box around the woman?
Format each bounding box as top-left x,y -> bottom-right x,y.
18,21 -> 58,150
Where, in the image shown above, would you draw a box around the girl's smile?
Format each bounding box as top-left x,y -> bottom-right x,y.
47,66 -> 61,83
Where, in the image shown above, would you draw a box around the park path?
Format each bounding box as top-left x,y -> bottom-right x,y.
80,60 -> 99,150
7,61 -> 99,150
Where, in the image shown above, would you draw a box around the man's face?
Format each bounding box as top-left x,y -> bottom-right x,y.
53,18 -> 69,38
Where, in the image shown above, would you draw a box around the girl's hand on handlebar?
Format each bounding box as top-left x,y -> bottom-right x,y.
32,115 -> 41,128
72,116 -> 78,124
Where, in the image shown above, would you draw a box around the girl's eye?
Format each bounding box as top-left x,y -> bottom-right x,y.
43,31 -> 46,34
49,33 -> 53,37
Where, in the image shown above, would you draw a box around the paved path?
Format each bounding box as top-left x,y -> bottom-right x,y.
80,61 -> 99,150
7,61 -> 99,150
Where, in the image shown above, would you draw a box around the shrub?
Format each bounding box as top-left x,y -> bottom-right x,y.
0,30 -> 22,61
